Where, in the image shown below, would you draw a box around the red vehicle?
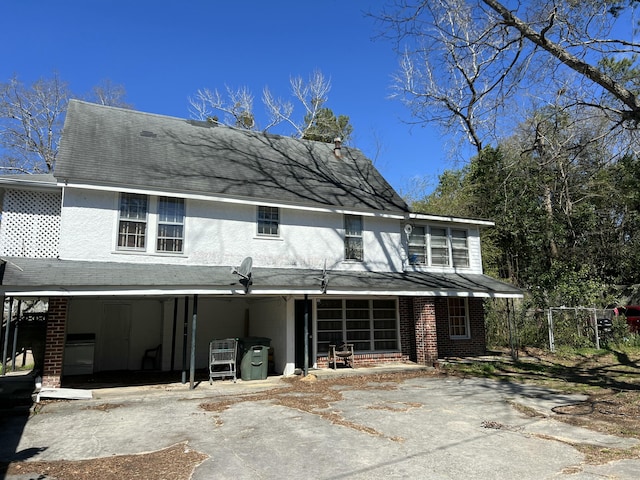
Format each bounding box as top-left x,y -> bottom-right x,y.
622,306 -> 640,333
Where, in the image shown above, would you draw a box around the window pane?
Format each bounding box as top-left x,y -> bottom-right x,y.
408,226 -> 426,264
344,215 -> 363,261
451,229 -> 469,267
118,193 -> 148,250
257,206 -> 279,236
430,227 -> 450,266
157,197 -> 184,253
316,299 -> 398,353
120,193 -> 148,220
448,298 -> 468,338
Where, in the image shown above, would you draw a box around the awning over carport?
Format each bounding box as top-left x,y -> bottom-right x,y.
0,257 -> 522,298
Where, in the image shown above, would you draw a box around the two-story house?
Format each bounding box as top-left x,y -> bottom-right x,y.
0,100 -> 522,388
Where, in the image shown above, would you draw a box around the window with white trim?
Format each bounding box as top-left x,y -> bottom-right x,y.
118,193 -> 148,250
257,206 -> 279,236
157,197 -> 185,253
408,226 -> 427,264
448,298 -> 470,339
451,229 -> 469,267
344,214 -> 363,261
408,226 -> 470,268
316,299 -> 398,353
430,227 -> 449,266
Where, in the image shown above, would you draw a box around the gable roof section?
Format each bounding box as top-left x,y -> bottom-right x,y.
55,100 -> 409,214
0,257 -> 523,298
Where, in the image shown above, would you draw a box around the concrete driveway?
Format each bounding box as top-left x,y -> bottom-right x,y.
1,371 -> 639,479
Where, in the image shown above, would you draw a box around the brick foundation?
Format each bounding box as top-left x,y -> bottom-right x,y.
42,297 -> 68,388
316,351 -> 409,369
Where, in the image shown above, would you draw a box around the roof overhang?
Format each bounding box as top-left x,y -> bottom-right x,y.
0,257 -> 523,299
407,212 -> 495,227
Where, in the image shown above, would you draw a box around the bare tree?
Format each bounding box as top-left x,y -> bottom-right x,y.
88,79 -> 132,109
379,0 -> 640,154
189,70 -> 353,142
0,73 -> 131,174
0,74 -> 69,173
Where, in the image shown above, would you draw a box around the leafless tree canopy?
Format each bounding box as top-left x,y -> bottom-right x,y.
189,70 -> 341,140
379,0 -> 640,155
0,74 -> 68,173
0,74 -> 130,174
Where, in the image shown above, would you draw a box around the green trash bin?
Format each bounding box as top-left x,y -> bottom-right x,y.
240,345 -> 269,380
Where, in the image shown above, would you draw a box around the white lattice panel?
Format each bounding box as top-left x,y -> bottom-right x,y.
0,189 -> 61,258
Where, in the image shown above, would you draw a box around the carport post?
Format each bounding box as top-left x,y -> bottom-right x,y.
2,296 -> 13,376
181,296 -> 189,384
170,298 -> 178,371
304,294 -> 309,377
11,300 -> 22,371
189,295 -> 198,390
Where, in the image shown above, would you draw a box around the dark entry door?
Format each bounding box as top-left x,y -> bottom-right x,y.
294,299 -> 314,369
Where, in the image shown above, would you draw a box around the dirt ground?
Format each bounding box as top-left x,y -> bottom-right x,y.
2,349 -> 639,479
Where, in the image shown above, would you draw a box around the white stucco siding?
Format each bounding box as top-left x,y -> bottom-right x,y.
59,188 -> 116,259
57,187 -> 407,272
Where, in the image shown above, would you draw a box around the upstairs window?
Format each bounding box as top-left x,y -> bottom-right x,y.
344,215 -> 363,261
157,197 -> 185,253
430,227 -> 449,266
451,229 -> 469,267
408,226 -> 427,264
408,226 -> 470,268
118,193 -> 148,250
257,206 -> 279,236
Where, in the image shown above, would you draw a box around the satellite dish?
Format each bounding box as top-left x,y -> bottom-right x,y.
232,257 -> 253,293
404,224 -> 413,236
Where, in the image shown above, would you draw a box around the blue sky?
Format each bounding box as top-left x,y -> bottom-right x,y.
1,1 -> 451,196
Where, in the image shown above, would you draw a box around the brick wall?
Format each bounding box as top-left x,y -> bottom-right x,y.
414,297 -> 438,366
399,297 -> 416,362
436,297 -> 487,358
42,297 -> 68,387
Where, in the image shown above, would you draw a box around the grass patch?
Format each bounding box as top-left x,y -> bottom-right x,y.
444,347 -> 640,443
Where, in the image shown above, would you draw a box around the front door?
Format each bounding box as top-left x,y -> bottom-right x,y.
294,299 -> 314,369
98,303 -> 131,371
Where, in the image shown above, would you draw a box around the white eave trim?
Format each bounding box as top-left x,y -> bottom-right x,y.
57,181 -> 407,219
0,286 -> 524,299
407,212 -> 495,227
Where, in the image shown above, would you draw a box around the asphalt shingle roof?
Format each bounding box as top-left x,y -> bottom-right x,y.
0,257 -> 523,298
54,100 -> 409,213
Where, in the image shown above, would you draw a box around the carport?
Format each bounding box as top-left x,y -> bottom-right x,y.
0,256 -> 523,389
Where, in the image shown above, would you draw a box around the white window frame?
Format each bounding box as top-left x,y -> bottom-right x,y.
156,196 -> 185,253
429,226 -> 450,266
257,206 -> 280,237
408,225 -> 427,264
344,214 -> 363,262
117,193 -> 148,251
316,298 -> 399,353
407,225 -> 470,268
448,297 -> 470,339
